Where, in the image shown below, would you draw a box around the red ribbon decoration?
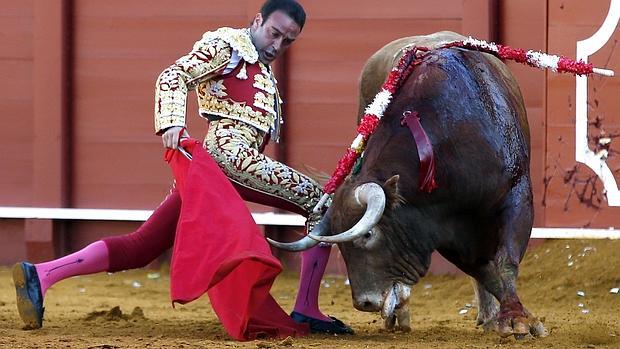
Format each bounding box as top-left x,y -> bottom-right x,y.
400,111 -> 438,193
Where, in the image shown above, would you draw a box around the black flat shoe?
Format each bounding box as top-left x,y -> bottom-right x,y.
12,262 -> 45,329
290,311 -> 354,335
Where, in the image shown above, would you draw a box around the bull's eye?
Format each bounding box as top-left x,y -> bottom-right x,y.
354,228 -> 378,249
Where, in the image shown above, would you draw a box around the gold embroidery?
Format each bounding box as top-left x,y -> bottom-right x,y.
204,119 -> 323,213
253,91 -> 275,115
253,73 -> 275,94
200,27 -> 258,64
184,49 -> 231,88
198,94 -> 275,132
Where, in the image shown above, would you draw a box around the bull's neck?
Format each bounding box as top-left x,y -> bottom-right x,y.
384,206 -> 440,285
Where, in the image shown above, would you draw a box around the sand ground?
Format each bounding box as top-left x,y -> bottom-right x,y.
1,238 -> 619,349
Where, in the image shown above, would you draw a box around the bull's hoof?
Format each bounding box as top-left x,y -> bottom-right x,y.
383,306 -> 411,332
395,306 -> 411,332
530,319 -> 548,337
384,313 -> 396,330
480,315 -> 547,339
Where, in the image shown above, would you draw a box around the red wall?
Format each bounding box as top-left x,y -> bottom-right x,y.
0,0 -> 34,206
0,1 -> 34,265
499,0 -> 548,226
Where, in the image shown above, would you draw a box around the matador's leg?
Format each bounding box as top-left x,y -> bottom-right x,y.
205,118 -> 353,334
13,190 -> 181,329
204,118 -> 323,225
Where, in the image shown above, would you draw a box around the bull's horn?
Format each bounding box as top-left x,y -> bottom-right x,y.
266,235 -> 320,251
308,182 -> 385,243
266,209 -> 332,251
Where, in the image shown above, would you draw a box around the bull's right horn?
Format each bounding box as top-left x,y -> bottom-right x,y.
308,182 -> 385,243
266,235 -> 320,251
266,209 -> 332,251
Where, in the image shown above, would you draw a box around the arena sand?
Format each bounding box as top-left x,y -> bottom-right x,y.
0,238 -> 618,349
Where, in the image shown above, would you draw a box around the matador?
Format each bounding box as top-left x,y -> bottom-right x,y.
13,0 -> 353,337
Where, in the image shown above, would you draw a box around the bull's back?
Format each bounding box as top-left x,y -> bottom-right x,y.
359,32 -> 529,148
360,33 -> 531,204
405,48 -> 529,183
358,31 -> 466,118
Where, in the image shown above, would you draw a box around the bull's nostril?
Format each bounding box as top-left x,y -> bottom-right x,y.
355,299 -> 375,310
354,295 -> 381,312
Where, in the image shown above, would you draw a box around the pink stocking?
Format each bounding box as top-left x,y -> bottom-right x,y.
34,240 -> 110,297
292,244 -> 332,322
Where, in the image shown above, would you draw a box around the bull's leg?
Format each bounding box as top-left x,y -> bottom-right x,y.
472,279 -> 499,327
475,257 -> 546,338
474,180 -> 547,339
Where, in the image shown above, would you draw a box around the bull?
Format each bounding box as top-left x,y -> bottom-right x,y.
270,31 -> 546,338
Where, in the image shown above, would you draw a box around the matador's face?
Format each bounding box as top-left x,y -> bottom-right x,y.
250,10 -> 301,64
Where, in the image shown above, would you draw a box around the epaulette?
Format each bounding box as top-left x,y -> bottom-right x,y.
195,27 -> 259,64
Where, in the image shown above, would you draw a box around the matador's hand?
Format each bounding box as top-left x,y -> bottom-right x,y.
162,126 -> 188,150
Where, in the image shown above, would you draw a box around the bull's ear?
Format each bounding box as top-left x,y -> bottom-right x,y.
384,175 -> 399,192
384,175 -> 404,208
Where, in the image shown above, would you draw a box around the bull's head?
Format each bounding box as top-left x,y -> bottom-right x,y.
269,174 -> 423,322
315,175 -> 415,320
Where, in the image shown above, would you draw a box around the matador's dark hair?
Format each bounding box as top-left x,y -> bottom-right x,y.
260,0 -> 306,31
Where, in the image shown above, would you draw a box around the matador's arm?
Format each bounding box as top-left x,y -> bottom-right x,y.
154,35 -> 232,134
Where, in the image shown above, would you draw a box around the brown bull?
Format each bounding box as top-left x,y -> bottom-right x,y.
270,31 -> 546,338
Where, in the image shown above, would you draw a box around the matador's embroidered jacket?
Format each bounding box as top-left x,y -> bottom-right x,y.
154,27 -> 283,141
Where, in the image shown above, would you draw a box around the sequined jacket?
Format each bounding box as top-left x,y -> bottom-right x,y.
154,27 -> 283,140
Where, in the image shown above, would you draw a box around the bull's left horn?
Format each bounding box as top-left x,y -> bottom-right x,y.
308,182 -> 386,243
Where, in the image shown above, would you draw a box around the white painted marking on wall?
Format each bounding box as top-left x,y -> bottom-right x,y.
575,0 -> 620,205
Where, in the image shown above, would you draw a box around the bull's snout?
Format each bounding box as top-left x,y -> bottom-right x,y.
353,293 -> 383,312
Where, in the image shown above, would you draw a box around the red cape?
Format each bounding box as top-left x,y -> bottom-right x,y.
165,138 -> 309,340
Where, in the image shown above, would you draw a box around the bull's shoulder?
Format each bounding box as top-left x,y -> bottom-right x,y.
358,32 -> 467,118
385,31 -> 466,59
363,31 -> 466,79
